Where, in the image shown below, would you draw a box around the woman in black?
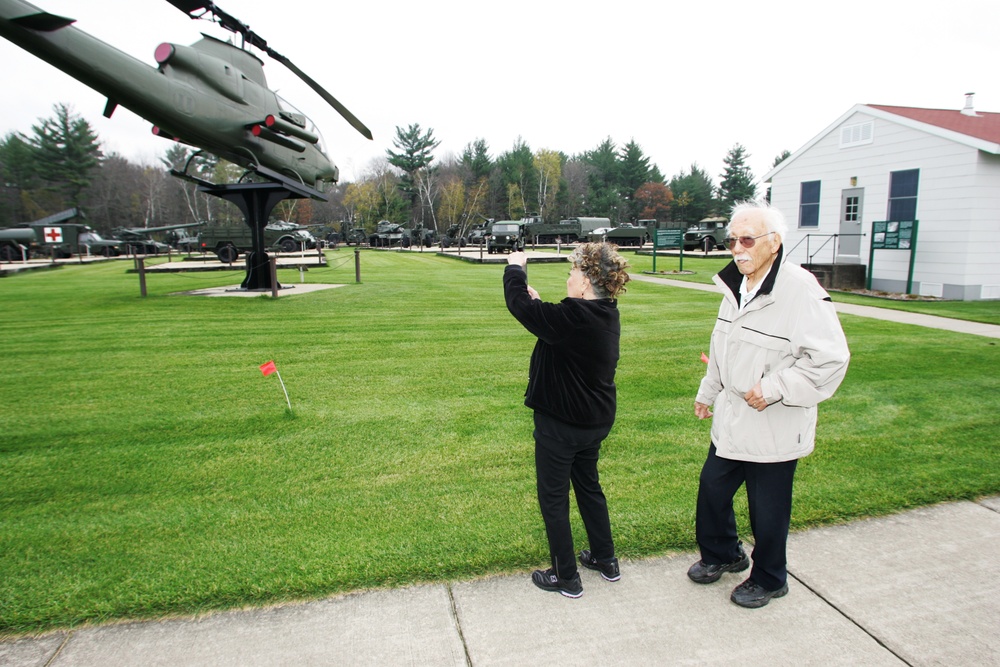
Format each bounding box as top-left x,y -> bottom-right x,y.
503,243 -> 631,598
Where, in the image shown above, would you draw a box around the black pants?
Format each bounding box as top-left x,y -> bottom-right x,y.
533,411 -> 615,580
696,443 -> 798,591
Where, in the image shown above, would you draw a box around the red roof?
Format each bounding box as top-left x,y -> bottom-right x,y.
868,104 -> 1000,145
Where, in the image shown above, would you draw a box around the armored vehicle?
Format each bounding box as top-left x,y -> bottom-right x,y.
344,228 -> 368,245
368,220 -> 410,248
198,221 -> 317,262
487,220 -> 525,254
602,223 -> 648,247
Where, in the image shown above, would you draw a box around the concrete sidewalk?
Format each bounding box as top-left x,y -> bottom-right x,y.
2,497 -> 997,666
630,273 -> 1000,339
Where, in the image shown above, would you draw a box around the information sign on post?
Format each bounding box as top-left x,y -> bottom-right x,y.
653,228 -> 683,273
867,220 -> 919,293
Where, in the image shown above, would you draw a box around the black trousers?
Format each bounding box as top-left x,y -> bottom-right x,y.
533,411 -> 615,580
695,443 -> 798,591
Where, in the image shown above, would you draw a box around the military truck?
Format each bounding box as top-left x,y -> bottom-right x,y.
683,216 -> 728,251
0,222 -> 124,259
367,220 -> 411,248
524,216 -> 610,244
487,220 -> 525,254
0,208 -> 126,259
197,221 -> 317,262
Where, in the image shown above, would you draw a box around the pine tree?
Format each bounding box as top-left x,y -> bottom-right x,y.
717,143 -> 756,213
386,123 -> 440,210
27,103 -> 103,213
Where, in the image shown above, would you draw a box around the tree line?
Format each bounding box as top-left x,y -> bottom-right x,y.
0,104 -> 790,239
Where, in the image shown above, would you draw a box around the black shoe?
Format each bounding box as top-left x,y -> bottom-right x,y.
531,568 -> 583,598
730,578 -> 789,608
687,543 -> 750,584
579,549 -> 621,582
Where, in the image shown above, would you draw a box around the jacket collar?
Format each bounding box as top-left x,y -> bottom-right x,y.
717,244 -> 785,301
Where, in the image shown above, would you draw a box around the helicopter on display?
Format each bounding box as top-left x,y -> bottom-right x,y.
0,0 -> 371,192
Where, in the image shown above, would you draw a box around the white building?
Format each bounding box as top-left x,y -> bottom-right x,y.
764,95 -> 1000,300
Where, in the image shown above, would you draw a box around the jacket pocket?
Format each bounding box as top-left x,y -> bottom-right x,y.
732,327 -> 792,394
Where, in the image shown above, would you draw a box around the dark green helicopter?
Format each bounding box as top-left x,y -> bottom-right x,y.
0,0 -> 371,191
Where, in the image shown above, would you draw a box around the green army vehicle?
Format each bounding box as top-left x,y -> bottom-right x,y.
197,221 -> 317,262
524,216 -> 610,244
344,228 -> 368,245
487,220 -> 526,254
368,220 -> 410,248
468,222 -> 491,245
602,222 -> 649,247
683,216 -> 728,251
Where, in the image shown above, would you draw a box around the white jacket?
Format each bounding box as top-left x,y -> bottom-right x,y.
695,252 -> 850,462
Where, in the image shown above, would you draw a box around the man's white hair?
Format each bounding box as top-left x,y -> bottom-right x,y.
729,200 -> 788,241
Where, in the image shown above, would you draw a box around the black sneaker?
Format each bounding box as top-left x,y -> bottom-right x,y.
531,568 -> 583,598
686,542 -> 750,584
579,550 -> 621,582
730,578 -> 789,608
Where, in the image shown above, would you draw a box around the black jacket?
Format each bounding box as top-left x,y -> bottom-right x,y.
503,264 -> 620,427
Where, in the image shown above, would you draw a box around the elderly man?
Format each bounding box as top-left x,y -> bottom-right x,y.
689,200 -> 850,608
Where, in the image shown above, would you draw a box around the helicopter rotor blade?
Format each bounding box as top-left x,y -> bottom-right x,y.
266,49 -> 372,141
165,0 -> 372,140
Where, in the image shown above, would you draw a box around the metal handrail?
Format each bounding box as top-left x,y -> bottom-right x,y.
785,233 -> 865,264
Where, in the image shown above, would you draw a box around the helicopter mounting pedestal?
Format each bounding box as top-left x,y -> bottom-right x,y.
197,179 -> 322,290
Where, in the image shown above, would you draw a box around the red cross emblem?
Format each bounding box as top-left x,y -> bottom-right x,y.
44,227 -> 63,243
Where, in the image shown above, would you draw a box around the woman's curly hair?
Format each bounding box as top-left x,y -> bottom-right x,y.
570,242 -> 631,300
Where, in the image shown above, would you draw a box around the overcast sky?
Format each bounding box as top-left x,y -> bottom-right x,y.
2,0 -> 997,190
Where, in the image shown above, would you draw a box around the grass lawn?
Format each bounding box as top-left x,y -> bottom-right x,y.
1,249 -> 998,635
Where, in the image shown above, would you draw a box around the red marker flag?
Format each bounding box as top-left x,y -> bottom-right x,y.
260,360 -> 277,376
700,352 -> 710,364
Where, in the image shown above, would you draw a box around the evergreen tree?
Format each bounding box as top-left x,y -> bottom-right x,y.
581,137 -> 621,220
460,138 -> 492,182
717,143 -> 756,213
27,103 -> 103,213
619,140 -> 652,221
668,164 -> 716,223
386,123 -> 440,211
0,132 -> 39,222
495,138 -> 538,218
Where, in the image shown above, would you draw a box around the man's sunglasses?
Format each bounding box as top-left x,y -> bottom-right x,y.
724,232 -> 775,249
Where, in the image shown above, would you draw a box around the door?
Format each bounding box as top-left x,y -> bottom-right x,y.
837,188 -> 863,263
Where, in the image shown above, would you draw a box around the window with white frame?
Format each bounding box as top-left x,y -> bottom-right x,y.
840,121 -> 874,148
799,181 -> 821,228
887,169 -> 919,221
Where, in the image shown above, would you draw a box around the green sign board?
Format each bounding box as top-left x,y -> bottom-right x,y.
868,220 -> 919,293
655,228 -> 682,249
871,220 -> 915,249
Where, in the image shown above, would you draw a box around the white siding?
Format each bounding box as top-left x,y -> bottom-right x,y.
769,110 -> 1000,299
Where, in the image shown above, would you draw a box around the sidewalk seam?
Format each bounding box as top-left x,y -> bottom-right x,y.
43,630 -> 72,667
788,573 -> 914,666
446,583 -> 473,667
